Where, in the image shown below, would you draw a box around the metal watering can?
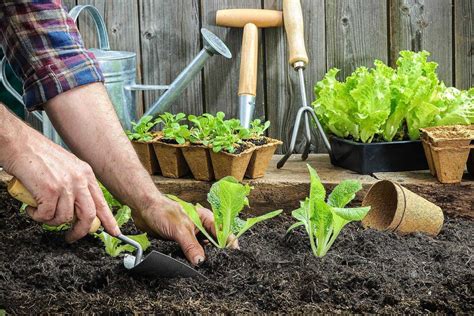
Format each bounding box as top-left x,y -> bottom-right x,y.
0,5 -> 231,143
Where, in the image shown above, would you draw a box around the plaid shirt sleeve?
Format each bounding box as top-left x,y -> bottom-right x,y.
0,0 -> 104,111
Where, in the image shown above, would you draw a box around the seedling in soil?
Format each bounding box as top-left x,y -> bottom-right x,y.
288,165 -> 370,257
247,119 -> 271,139
156,112 -> 190,145
170,176 -> 282,248
210,113 -> 250,153
126,115 -> 156,142
188,113 -> 218,145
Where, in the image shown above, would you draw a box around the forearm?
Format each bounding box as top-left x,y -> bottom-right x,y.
44,83 -> 163,213
0,104 -> 29,169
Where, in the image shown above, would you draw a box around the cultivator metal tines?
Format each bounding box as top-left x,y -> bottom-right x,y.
277,0 -> 331,169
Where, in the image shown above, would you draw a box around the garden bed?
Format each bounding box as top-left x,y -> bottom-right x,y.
0,187 -> 472,314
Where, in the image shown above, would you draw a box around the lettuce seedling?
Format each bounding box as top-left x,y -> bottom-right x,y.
156,112 -> 190,144
209,113 -> 250,153
288,165 -> 370,257
170,176 -> 282,248
247,119 -> 271,139
126,115 -> 156,142
188,113 -> 218,145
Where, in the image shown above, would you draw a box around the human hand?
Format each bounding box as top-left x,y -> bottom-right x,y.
133,196 -> 238,265
2,129 -> 120,242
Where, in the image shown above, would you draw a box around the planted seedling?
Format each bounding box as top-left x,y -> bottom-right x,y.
156,112 -> 190,145
245,119 -> 271,145
126,115 -> 156,142
170,176 -> 282,248
210,113 -> 250,154
188,113 -> 218,145
287,165 -> 370,257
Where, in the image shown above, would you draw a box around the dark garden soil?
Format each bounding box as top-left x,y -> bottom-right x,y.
0,188 -> 472,314
246,137 -> 269,147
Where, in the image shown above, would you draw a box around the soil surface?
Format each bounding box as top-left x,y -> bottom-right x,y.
0,189 -> 472,314
246,137 -> 269,147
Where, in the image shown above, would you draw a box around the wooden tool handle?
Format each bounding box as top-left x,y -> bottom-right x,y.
216,9 -> 283,28
8,177 -> 102,233
238,23 -> 259,96
283,0 -> 309,66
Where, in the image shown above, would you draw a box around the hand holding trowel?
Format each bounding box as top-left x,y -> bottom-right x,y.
8,177 -> 203,278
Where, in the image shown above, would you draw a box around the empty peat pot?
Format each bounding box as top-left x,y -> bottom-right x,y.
182,144 -> 214,181
131,141 -> 161,175
361,180 -> 444,236
245,137 -> 283,179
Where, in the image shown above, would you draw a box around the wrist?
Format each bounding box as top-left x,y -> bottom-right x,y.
0,106 -> 28,170
131,190 -> 167,218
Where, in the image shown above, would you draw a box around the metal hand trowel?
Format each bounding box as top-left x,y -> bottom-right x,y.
8,177 -> 204,279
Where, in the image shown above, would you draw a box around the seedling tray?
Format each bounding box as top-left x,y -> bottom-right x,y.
329,136 -> 428,174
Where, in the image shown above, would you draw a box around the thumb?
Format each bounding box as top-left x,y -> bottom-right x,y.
175,230 -> 205,266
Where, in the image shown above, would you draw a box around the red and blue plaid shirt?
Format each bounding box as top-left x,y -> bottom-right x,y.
0,0 -> 104,111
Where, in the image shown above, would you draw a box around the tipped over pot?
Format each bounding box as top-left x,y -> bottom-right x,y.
245,137 -> 282,179
420,125 -> 473,183
210,143 -> 255,182
362,180 -> 444,236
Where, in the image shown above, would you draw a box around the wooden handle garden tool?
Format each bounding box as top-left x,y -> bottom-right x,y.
277,0 -> 331,169
7,177 -> 101,233
216,9 -> 283,128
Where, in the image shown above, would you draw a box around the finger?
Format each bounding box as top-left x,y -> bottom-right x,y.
174,229 -> 205,266
88,182 -> 120,236
42,189 -> 74,227
27,195 -> 59,223
196,206 -> 239,249
65,190 -> 96,243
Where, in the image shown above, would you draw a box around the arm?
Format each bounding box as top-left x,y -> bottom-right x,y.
0,103 -> 120,241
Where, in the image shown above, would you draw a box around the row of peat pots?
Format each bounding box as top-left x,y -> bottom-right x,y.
131,135 -> 282,181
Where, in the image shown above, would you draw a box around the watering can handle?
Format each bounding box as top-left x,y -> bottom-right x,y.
68,5 -> 110,51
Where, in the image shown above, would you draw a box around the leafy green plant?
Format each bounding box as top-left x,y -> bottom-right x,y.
156,112 -> 190,144
209,113 -> 249,153
287,165 -> 370,257
313,50 -> 474,143
170,176 -> 282,248
188,113 -> 218,145
126,115 -> 156,142
247,119 -> 271,139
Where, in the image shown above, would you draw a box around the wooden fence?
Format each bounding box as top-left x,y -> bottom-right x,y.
64,0 -> 473,153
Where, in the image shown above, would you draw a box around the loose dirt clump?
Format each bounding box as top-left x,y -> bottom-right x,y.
0,189 -> 472,314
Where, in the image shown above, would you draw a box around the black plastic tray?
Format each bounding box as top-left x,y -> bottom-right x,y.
329,136 -> 428,174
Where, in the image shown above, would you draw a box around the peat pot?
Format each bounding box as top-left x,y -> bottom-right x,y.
210,145 -> 255,182
131,141 -> 161,175
245,137 -> 282,179
182,145 -> 214,181
153,141 -> 190,178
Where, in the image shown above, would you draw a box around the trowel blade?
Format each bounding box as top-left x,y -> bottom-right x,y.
124,251 -> 205,278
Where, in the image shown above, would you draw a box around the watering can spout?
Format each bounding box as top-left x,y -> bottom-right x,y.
142,28 -> 231,119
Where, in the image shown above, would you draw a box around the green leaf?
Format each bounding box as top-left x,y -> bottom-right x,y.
115,205 -> 132,227
332,206 -> 371,222
307,164 -> 326,201
42,223 -> 70,232
327,180 -> 362,208
95,232 -> 150,257
235,209 -> 282,240
99,183 -> 122,208
312,199 -> 333,257
168,195 -> 219,248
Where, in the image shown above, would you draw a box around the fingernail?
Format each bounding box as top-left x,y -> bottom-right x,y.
194,256 -> 205,266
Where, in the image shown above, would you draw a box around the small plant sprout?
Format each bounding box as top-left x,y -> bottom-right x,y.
248,119 -> 271,139
156,112 -> 190,144
170,176 -> 282,248
288,165 -> 371,257
187,113 -> 218,145
210,113 -> 250,153
126,115 -> 156,142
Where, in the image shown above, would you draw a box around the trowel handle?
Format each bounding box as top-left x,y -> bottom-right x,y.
7,177 -> 101,233
283,0 -> 309,67
238,23 -> 259,97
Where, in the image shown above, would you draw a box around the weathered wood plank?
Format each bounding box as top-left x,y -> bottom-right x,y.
139,0 -> 203,116
264,0 -> 327,154
390,0 -> 453,85
62,0 -> 77,11
326,0 -> 388,80
200,0 -> 265,119
454,0 -> 473,89
76,0 -> 144,117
